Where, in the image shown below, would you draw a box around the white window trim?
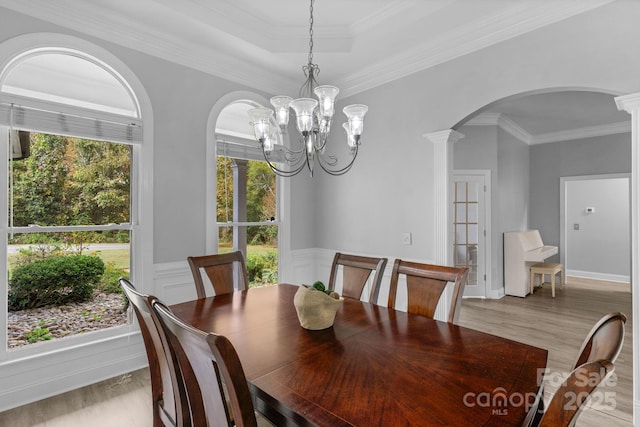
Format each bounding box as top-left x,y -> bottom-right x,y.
0,33 -> 153,411
206,92 -> 291,283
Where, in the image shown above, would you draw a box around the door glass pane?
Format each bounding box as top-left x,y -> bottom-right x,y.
467,182 -> 479,202
455,224 -> 467,244
453,179 -> 481,288
456,183 -> 467,201
456,203 -> 466,222
467,203 -> 478,222
455,245 -> 467,265
468,224 -> 478,244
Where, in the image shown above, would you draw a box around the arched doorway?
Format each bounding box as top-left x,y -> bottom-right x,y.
448,88 -> 634,424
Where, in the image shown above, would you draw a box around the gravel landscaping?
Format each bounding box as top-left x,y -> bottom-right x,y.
7,291 -> 129,349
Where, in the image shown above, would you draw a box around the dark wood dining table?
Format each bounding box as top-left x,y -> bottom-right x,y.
170,284 -> 547,426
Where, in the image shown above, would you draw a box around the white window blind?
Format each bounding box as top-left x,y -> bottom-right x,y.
0,95 -> 142,144
217,134 -> 285,163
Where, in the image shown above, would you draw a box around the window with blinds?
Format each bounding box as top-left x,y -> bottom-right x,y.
1,48 -> 141,350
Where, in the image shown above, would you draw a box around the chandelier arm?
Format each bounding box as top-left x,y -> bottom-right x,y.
280,143 -> 306,155
316,145 -> 359,176
262,150 -> 308,177
318,152 -> 338,166
314,132 -> 328,152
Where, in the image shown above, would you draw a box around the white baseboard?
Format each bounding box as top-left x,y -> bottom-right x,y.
566,269 -> 630,283
486,287 -> 505,299
0,332 -> 147,412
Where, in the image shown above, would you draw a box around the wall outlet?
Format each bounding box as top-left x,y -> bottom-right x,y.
402,232 -> 412,245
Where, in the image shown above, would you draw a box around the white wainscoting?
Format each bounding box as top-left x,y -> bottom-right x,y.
0,249 -> 453,412
288,249 -> 450,320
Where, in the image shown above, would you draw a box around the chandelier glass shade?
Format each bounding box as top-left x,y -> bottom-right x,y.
248,0 -> 368,177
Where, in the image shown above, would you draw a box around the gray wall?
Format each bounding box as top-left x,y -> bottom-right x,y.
454,125 -> 529,294
1,2 -> 639,268
0,7 -> 318,263
455,128 -> 629,291
529,133 -> 631,260
311,0 -> 640,267
565,177 -> 629,276
497,129 -> 529,290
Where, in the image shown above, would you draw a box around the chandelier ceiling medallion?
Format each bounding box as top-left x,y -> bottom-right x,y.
248,0 -> 368,177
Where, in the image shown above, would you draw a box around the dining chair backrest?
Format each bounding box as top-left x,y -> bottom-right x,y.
153,300 -> 258,427
187,251 -> 248,299
573,312 -> 627,369
388,259 -> 468,324
534,360 -> 614,427
328,252 -> 388,303
119,278 -> 191,427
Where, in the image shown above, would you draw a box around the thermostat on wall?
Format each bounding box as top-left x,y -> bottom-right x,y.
585,207 -> 595,213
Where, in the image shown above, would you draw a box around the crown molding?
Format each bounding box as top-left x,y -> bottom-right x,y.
465,113 -> 533,144
336,0 -> 615,97
0,0 -> 298,94
464,113 -> 629,145
0,0 -> 615,98
531,121 -> 631,145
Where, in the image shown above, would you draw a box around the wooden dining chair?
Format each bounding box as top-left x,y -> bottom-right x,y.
526,313 -> 627,427
153,300 -> 261,427
119,278 -> 193,427
387,259 -> 469,324
573,312 -> 627,369
328,252 -> 388,303
528,360 -> 615,427
187,251 -> 249,298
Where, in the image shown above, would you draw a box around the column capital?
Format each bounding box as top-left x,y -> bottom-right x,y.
615,92 -> 640,113
231,158 -> 249,169
423,129 -> 465,145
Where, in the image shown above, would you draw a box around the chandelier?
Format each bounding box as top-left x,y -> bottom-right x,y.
248,0 -> 368,177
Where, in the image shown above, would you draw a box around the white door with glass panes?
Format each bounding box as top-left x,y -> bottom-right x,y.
453,171 -> 489,298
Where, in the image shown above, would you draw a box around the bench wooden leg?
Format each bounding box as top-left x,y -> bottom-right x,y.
530,270 -> 535,294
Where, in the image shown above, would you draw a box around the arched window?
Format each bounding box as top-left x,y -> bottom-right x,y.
0,44 -> 146,354
214,101 -> 280,288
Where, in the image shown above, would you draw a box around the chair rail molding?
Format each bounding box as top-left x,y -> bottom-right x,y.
614,92 -> 640,427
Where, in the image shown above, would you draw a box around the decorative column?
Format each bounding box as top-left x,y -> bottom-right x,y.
423,129 -> 465,264
423,129 -> 464,322
232,159 -> 248,258
615,93 -> 640,426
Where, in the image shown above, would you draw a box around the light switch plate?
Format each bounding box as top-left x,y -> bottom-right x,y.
402,232 -> 412,245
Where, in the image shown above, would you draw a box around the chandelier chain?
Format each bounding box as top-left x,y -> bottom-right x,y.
308,0 -> 314,65
248,0 -> 367,178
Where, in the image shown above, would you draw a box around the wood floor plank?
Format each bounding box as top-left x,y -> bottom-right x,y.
459,276 -> 633,427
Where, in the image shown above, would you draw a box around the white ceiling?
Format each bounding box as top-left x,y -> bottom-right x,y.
0,0 -> 628,143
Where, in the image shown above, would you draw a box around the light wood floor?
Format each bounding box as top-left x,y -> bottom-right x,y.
0,276 -> 633,426
459,276 -> 633,427
0,369 -> 153,427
